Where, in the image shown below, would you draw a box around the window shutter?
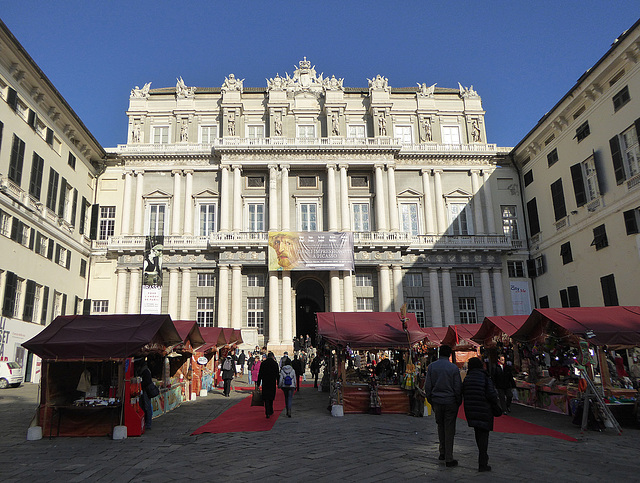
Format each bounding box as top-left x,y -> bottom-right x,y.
623,210 -> 639,235
559,289 -> 569,308
609,135 -> 625,185
55,244 -> 61,264
567,286 -> 580,307
539,296 -> 550,309
46,168 -> 58,212
46,127 -> 54,146
34,232 -> 41,254
41,286 -> 49,325
79,197 -> 87,234
66,251 -> 71,269
47,239 -> 55,260
526,198 -> 540,236
2,271 -> 17,317
58,178 -> 67,217
526,259 -> 537,278
83,298 -> 92,315
23,280 -> 36,322
635,118 -> 640,144
28,229 -> 35,250
600,274 -> 619,307
89,204 -> 100,240
570,163 -> 586,207
7,87 -> 18,110
550,179 -> 567,221
74,295 -> 80,315
28,110 -> 36,129
61,294 -> 67,316
29,153 -> 44,200
71,189 -> 78,226
9,135 -> 25,184
10,218 -> 20,241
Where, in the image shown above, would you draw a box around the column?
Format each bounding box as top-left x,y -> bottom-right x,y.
343,271 -> 354,312
232,165 -> 242,231
327,164 -> 338,231
421,169 -> 435,235
132,171 -> 145,236
281,165 -> 290,230
493,268 -> 506,316
180,268 -> 191,319
433,169 -> 446,235
374,165 -> 387,231
378,265 -> 391,311
480,268 -> 494,317
183,170 -> 193,235
121,171 -> 133,235
128,267 -> 140,314
387,165 -> 399,231
115,268 -> 128,314
470,170 -> 485,235
429,268 -> 442,327
282,272 -> 292,344
483,171 -> 496,234
171,170 -> 182,235
167,267 -> 180,320
268,165 -> 278,231
217,264 -> 229,327
392,265 -> 404,311
231,264 -> 242,329
268,273 -> 280,345
441,268 -> 454,325
340,165 -> 350,231
220,165 -> 230,231
330,271 -> 341,312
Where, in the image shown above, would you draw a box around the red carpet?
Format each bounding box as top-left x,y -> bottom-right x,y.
457,406 -> 577,442
191,390 -> 286,435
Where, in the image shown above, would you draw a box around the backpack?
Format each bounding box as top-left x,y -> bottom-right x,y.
222,358 -> 233,371
283,374 -> 293,386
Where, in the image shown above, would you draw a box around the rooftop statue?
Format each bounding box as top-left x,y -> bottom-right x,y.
417,82 -> 437,98
458,82 -> 479,99
130,82 -> 152,98
222,73 -> 244,93
176,77 -> 196,98
368,74 -> 390,92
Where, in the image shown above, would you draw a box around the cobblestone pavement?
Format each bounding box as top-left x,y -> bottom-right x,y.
1,380 -> 638,482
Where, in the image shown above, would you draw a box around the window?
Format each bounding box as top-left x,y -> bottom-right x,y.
613,85 -> 630,111
591,224 -> 608,250
571,155 -> 600,207
623,207 -> 640,235
146,203 -> 167,235
447,202 -> 471,235
601,274 -> 619,306
247,274 -> 265,287
568,286 -> 580,307
196,297 -> 215,326
355,274 -> 372,287
441,126 -> 461,145
80,198 -> 91,235
92,300 -> 109,313
547,148 -> 559,167
98,206 -> 116,240
394,125 -> 412,144
1,272 -> 17,317
352,202 -> 370,231
507,261 -> 525,278
55,245 -> 70,269
0,210 -> 10,237
616,124 -> 640,182
350,175 -> 369,188
9,135 -> 25,185
299,202 -> 318,231
28,153 -> 44,200
407,298 -> 425,327
198,203 -> 217,236
246,176 -> 265,188
405,273 -> 422,287
247,125 -> 264,139
458,298 -> 477,324
198,273 -> 215,287
80,259 -> 87,278
45,168 -> 59,212
356,297 -> 373,311
560,289 -> 569,308
539,296 -> 550,308
200,125 -> 217,143
247,297 -> 264,334
298,176 -> 317,188
247,202 -> 265,232
297,125 -> 315,139
526,255 -> 546,277
59,182 -> 73,222
35,232 -> 48,257
560,242 -> 573,264
22,280 -> 37,322
348,125 -> 366,139
526,198 -> 540,236
456,273 -> 473,287
575,121 -> 590,143
68,152 -> 76,170
6,87 -> 18,111
501,205 -> 519,240
152,126 -> 169,144
550,179 -> 567,221
400,203 -> 420,236
12,277 -> 24,318
523,170 -> 534,187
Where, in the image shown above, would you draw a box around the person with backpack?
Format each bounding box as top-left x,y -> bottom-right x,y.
279,356 -> 297,417
221,355 -> 236,397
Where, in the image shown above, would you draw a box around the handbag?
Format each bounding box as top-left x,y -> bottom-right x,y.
251,388 -> 264,406
146,382 -> 160,398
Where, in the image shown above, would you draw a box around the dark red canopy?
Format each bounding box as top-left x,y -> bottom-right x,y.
317,312 -> 424,349
421,327 -> 449,346
172,320 -> 206,351
472,315 -> 529,345
22,314 -> 182,360
511,307 -> 640,347
442,323 -> 482,348
198,327 -> 228,353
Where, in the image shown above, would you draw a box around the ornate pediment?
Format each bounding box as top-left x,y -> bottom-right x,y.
443,188 -> 472,199
193,188 -> 219,198
397,188 -> 422,198
267,58 -> 344,97
143,189 -> 172,199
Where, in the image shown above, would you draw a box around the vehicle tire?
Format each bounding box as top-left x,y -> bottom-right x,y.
11,383 -> 21,388
0,378 -> 8,389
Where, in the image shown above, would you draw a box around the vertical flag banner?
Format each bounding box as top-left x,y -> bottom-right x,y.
141,235 -> 164,314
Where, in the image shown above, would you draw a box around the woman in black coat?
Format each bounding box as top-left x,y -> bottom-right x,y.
257,352 -> 280,418
462,357 -> 500,472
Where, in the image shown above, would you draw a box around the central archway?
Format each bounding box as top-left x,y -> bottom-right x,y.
295,278 -> 325,346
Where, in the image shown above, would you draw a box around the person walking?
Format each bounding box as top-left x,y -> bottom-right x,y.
310,353 -> 322,388
292,353 -> 303,392
424,345 -> 462,468
279,356 -> 297,417
221,355 -> 236,397
491,355 -> 515,414
257,352 -> 279,419
237,350 -> 246,377
251,355 -> 262,386
247,352 -> 254,384
462,357 -> 500,472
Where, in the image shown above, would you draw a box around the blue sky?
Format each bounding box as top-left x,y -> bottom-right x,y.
2,1 -> 639,149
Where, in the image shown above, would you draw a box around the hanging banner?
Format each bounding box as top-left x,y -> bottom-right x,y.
141,235 -> 164,314
510,280 -> 531,315
268,231 -> 354,271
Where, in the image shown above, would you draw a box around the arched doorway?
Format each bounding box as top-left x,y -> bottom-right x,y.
295,278 -> 325,346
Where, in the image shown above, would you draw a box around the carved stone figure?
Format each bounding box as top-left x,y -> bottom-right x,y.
267,73 -> 284,90
422,118 -> 432,142
471,119 -> 481,142
378,114 -> 387,136
132,122 -> 142,143
323,75 -> 344,91
228,112 -> 236,136
458,82 -> 479,98
274,114 -> 282,136
176,77 -> 195,98
417,82 -> 436,98
180,120 -> 189,142
222,73 -> 244,93
130,82 -> 152,98
331,113 -> 340,136
368,74 -> 389,92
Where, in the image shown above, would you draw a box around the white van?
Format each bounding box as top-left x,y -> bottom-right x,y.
0,361 -> 23,388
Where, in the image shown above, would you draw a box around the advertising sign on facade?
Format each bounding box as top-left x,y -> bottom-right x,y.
268,232 -> 354,271
510,280 -> 531,315
141,236 -> 164,314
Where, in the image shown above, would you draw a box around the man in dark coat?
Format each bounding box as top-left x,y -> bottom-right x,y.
463,357 -> 500,472
292,354 -> 303,392
491,355 -> 515,414
221,355 -> 236,397
257,352 -> 279,418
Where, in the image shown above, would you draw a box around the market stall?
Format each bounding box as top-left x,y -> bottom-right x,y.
196,327 -> 227,394
441,323 -> 482,367
316,311 -> 425,415
172,321 -> 206,401
22,314 -> 182,437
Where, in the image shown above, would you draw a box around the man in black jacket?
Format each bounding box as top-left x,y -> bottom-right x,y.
491,355 -> 515,414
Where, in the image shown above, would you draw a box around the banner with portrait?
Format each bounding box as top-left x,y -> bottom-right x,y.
268,231 -> 354,271
141,235 -> 164,314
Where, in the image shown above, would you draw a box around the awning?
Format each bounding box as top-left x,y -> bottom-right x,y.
420,327 -> 449,346
472,315 -> 529,345
317,312 -> 424,349
511,307 -> 640,347
172,320 -> 206,351
22,314 -> 182,360
442,323 -> 483,348
198,327 -> 228,353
